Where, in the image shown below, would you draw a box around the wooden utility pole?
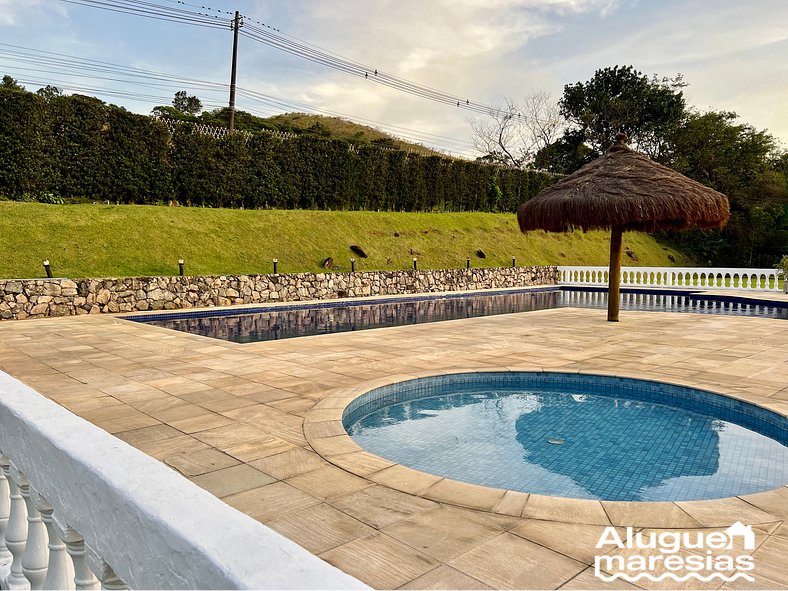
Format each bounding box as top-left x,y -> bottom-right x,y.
228,10 -> 241,131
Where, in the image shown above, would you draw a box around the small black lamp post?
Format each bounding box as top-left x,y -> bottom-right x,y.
466,257 -> 471,269
178,258 -> 185,276
351,258 -> 356,273
273,258 -> 278,274
413,257 -> 418,271
43,260 -> 53,278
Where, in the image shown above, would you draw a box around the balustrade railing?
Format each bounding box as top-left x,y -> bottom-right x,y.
557,266 -> 782,292
0,371 -> 366,590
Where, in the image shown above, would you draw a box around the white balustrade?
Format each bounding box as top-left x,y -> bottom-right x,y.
557,266 -> 782,292
0,371 -> 368,590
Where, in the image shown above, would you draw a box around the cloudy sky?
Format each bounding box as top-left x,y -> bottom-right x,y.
1,0 -> 786,157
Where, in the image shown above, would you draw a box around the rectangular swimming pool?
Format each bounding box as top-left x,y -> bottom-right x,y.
123,287 -> 788,343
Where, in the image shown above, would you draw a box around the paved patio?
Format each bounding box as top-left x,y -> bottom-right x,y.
0,298 -> 786,589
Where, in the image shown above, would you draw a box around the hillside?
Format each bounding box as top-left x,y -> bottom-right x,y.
165,106 -> 451,157
0,203 -> 692,279
260,113 -> 447,157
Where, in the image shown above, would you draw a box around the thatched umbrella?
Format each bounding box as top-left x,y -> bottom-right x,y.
518,134 -> 730,321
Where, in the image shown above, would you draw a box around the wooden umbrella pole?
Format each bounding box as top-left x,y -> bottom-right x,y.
607,226 -> 623,322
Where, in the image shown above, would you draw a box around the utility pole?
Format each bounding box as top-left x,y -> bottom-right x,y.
228,10 -> 241,131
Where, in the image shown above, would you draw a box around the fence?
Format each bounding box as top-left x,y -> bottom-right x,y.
557,266 -> 782,292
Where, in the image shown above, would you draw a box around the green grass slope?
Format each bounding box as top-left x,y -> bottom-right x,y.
0,202 -> 692,279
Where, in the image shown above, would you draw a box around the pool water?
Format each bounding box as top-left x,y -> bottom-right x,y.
344,373 -> 788,502
127,288 -> 788,343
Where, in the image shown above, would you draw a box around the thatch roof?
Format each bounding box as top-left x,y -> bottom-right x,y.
517,139 -> 730,233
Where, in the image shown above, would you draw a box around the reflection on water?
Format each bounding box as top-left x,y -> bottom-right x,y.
348,388 -> 788,501
144,290 -> 560,343
140,289 -> 787,343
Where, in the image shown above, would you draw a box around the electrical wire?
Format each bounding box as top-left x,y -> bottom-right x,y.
57,0 -> 531,121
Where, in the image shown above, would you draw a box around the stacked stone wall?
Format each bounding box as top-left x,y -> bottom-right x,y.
0,266 -> 557,320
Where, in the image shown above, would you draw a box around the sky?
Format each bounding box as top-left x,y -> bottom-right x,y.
1,0 -> 787,157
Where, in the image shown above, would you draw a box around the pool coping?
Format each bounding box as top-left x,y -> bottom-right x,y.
303,367 -> 788,528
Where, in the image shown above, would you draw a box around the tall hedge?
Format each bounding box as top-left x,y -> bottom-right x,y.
0,88 -> 556,211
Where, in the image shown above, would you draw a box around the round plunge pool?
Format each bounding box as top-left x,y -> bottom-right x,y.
343,372 -> 788,502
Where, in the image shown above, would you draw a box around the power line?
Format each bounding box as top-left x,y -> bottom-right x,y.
57,0 -> 530,121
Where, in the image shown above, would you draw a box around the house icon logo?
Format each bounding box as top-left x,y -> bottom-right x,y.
724,521 -> 755,550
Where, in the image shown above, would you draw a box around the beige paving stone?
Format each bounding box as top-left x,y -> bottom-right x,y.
511,520 -> 626,564
309,434 -> 363,457
747,535 -> 788,587
266,503 -> 375,554
135,434 -> 211,460
190,463 -> 276,498
522,494 -> 611,526
382,505 -> 504,562
328,451 -> 396,477
558,567 -> 644,589
223,482 -> 321,523
493,490 -> 530,517
369,465 -> 443,496
268,396 -> 317,414
422,479 -> 506,512
286,465 -> 373,500
320,533 -> 440,589
93,413 -> 161,434
332,485 -> 437,529
449,532 -> 587,589
191,423 -> 272,447
163,448 -> 240,477
721,573 -> 786,590
602,501 -> 703,529
167,412 -> 236,434
221,436 -> 297,462
399,565 -> 491,590
249,447 -> 327,480
737,489 -> 788,520
146,402 -> 214,423
676,497 -> 780,527
114,424 -> 182,447
303,420 -> 347,439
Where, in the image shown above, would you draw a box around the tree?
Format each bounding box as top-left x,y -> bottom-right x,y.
172,90 -> 202,115
1,75 -> 24,91
559,65 -> 686,161
664,110 -> 787,266
36,85 -> 62,100
470,91 -> 563,168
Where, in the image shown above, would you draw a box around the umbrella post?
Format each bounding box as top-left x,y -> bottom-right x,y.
607,226 -> 623,322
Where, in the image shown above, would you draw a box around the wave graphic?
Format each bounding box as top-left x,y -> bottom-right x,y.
594,571 -> 755,583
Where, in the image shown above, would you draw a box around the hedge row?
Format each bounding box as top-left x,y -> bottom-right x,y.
0,89 -> 556,211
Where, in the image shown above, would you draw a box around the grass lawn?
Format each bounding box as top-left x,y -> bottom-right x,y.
0,202 -> 693,279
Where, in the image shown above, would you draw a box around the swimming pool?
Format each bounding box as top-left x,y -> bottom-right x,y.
125,287 -> 788,343
344,372 -> 788,502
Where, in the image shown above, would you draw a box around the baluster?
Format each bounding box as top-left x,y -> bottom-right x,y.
0,454 -> 12,566
62,531 -> 99,591
96,562 -> 126,591
19,477 -> 48,590
3,461 -> 28,590
36,495 -> 73,590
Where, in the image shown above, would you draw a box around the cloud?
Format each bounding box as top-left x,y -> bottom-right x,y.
0,0 -> 65,26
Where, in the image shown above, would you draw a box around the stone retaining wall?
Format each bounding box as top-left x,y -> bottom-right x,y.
0,266 -> 557,320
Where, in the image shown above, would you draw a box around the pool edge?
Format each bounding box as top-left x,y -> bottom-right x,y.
303,367 -> 788,528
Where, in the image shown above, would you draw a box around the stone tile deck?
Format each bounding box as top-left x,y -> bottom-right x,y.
0,303 -> 786,589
